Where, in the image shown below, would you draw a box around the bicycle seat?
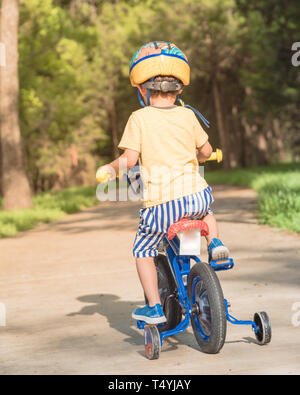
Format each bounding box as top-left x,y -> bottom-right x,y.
167,218 -> 209,240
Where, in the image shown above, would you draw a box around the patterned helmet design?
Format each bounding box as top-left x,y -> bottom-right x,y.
129,41 -> 190,86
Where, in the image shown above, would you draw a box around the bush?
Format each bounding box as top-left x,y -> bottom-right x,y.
0,186 -> 98,238
206,162 -> 300,233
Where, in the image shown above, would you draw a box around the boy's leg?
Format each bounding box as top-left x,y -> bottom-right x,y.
133,256 -> 166,324
202,212 -> 219,245
136,257 -> 161,307
202,212 -> 230,261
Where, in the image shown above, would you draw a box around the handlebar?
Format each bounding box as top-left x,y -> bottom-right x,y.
96,168 -> 124,183
207,148 -> 223,163
96,168 -> 111,183
96,149 -> 223,183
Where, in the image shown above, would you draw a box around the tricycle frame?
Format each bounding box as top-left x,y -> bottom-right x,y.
137,233 -> 259,347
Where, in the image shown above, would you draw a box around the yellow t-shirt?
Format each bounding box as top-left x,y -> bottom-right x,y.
118,105 -> 209,207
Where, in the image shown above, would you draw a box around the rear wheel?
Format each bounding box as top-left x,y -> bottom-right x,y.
145,254 -> 182,332
188,262 -> 227,354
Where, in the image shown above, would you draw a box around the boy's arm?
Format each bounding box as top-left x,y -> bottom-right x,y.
109,148 -> 140,172
100,149 -> 140,180
196,141 -> 213,163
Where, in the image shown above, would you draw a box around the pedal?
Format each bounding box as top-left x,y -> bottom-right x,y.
137,320 -> 161,329
137,320 -> 147,330
210,258 -> 234,271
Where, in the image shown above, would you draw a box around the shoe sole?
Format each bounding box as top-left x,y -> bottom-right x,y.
132,312 -> 167,325
211,245 -> 230,261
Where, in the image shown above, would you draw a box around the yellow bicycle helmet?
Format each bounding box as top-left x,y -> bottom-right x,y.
130,41 -> 190,87
130,41 -> 209,128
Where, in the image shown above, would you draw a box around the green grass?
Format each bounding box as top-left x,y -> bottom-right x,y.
0,186 -> 98,238
1,163 -> 299,238
205,162 -> 300,233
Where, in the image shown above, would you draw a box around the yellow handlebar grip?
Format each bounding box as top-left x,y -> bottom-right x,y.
208,153 -> 216,161
96,168 -> 110,183
96,167 -> 124,183
207,148 -> 223,163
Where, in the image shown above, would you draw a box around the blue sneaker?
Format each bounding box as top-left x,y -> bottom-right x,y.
208,238 -> 230,262
132,304 -> 167,324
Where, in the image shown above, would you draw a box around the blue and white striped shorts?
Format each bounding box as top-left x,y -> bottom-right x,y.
133,186 -> 214,258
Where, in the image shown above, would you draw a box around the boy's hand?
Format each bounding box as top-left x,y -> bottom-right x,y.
196,141 -> 213,162
96,165 -> 116,183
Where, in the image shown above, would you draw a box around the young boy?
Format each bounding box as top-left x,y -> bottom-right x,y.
99,42 -> 229,324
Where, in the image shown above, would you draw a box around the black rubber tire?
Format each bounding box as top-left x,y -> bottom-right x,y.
144,325 -> 161,360
145,254 -> 182,332
187,262 -> 227,354
253,312 -> 272,345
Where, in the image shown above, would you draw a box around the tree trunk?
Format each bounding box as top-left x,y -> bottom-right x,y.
229,105 -> 241,168
256,130 -> 269,165
212,79 -> 230,170
254,121 -> 269,166
241,117 -> 252,166
272,118 -> 285,161
0,0 -> 32,209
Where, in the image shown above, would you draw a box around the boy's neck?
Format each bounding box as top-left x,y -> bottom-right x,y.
150,95 -> 176,107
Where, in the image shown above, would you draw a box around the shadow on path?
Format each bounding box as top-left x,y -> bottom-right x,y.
67,294 -> 203,353
67,293 -> 258,356
68,294 -> 143,346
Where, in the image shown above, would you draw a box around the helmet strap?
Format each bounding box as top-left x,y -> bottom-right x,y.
137,89 -> 146,107
176,95 -> 210,128
137,87 -> 151,107
137,77 -> 154,107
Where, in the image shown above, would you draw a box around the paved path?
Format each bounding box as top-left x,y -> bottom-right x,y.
0,185 -> 299,375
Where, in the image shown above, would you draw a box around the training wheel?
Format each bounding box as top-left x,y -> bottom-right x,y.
253,312 -> 271,345
144,325 -> 161,360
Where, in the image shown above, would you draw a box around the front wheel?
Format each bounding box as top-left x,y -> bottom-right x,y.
188,262 -> 227,354
144,325 -> 161,360
145,254 -> 182,332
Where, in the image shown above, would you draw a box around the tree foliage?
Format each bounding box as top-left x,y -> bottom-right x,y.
2,0 -> 298,194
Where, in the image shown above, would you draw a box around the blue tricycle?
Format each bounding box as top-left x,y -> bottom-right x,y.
96,150 -> 272,360
136,217 -> 272,360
